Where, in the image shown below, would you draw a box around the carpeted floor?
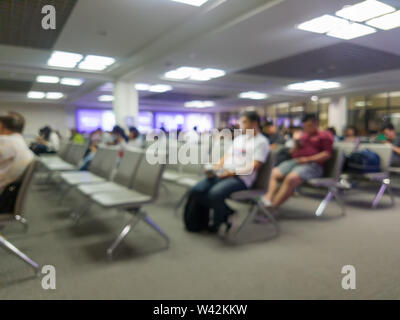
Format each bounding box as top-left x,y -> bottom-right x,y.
1,176 -> 400,300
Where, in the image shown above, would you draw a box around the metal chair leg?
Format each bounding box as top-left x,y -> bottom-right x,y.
315,189 -> 334,217
140,212 -> 170,246
372,180 -> 389,209
332,188 -> 346,216
258,204 -> 280,236
174,190 -> 189,216
107,216 -> 140,258
58,185 -> 72,205
72,203 -> 93,225
0,234 -> 39,272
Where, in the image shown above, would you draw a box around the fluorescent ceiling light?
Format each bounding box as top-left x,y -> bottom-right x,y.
60,78 -> 84,86
287,80 -> 340,92
46,92 -> 64,100
78,55 -> 115,71
185,101 -> 215,108
149,84 -> 173,93
36,75 -> 59,84
47,51 -> 83,68
164,66 -> 226,81
327,22 -> 376,39
366,10 -> 400,30
135,83 -> 151,91
336,0 -> 395,22
98,95 -> 114,102
27,91 -> 45,99
239,91 -> 268,100
190,68 -> 226,81
297,15 -> 349,34
170,0 -> 209,7
165,67 -> 201,80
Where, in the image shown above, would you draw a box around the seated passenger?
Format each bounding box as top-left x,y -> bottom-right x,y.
185,111 -> 270,233
127,126 -> 144,148
262,121 -> 286,149
31,126 -> 60,155
260,114 -> 334,211
0,111 -> 34,213
382,123 -> 400,167
343,126 -> 359,143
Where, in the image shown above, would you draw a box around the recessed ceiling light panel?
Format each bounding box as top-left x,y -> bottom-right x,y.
46,92 -> 64,100
326,22 -> 376,39
336,0 -> 395,22
239,91 -> 268,100
170,0 -> 209,7
47,51 -> 83,68
98,95 -> 114,102
27,91 -> 45,99
367,10 -> 400,30
297,15 -> 349,34
36,75 -> 60,83
60,78 -> 84,86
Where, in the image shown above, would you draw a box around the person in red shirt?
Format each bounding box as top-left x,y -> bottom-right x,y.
260,114 -> 334,210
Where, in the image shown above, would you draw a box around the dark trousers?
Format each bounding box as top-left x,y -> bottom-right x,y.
189,176 -> 247,228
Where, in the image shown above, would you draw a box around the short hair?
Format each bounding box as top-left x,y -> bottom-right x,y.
383,123 -> 395,131
265,121 -> 274,127
0,111 -> 25,133
241,111 -> 260,125
302,113 -> 318,123
328,127 -> 337,136
347,126 -> 358,136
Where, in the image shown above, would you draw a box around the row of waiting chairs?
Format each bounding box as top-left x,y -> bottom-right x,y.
2,139 -> 397,270
37,142 -> 168,258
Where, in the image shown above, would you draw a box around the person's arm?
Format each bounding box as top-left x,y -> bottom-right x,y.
218,160 -> 263,179
390,144 -> 400,156
297,134 -> 333,164
296,151 -> 331,164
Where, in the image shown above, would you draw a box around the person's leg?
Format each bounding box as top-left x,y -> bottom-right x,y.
264,168 -> 284,202
272,171 -> 303,208
263,159 -> 296,202
272,163 -> 323,208
206,177 -> 247,230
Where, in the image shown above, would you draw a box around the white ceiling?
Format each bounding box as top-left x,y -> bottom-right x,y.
1,0 -> 400,111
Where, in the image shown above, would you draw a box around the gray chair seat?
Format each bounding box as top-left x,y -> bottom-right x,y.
60,172 -> 106,185
175,175 -> 202,188
364,172 -> 389,181
44,161 -> 76,171
90,190 -> 152,208
77,182 -> 130,195
389,167 -> 400,174
307,177 -> 337,188
163,170 -> 181,182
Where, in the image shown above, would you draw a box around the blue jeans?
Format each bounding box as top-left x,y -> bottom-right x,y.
189,176 -> 247,229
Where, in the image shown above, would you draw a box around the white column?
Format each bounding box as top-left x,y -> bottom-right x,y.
328,96 -> 347,136
113,80 -> 139,131
214,112 -> 221,129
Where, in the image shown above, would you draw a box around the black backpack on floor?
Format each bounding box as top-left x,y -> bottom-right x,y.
183,195 -> 210,232
0,180 -> 22,214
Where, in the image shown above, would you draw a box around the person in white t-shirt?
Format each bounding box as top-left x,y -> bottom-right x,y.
31,126 -> 60,154
0,111 -> 34,212
186,111 -> 270,233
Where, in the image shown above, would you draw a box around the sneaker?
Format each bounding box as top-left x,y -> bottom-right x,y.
257,197 -> 273,208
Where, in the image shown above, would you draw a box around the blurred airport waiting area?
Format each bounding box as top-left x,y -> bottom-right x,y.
2,0 -> 400,301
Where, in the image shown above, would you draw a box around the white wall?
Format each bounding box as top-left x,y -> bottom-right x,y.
0,102 -> 71,138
